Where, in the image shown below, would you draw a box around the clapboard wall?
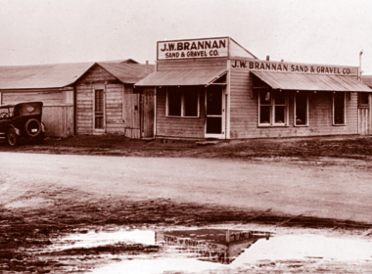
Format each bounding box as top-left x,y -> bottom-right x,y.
229,66 -> 359,139
155,58 -> 226,138
0,88 -> 74,137
75,64 -> 147,138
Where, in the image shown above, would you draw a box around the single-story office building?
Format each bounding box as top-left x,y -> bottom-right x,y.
0,60 -> 154,138
136,36 -> 372,139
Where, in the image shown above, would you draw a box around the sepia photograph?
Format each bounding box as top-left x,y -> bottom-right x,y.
1,0 -> 372,273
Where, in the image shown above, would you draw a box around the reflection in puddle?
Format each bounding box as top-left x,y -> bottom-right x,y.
50,226 -> 372,274
156,229 -> 270,264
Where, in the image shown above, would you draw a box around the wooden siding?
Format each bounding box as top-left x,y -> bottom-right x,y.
229,69 -> 359,138
76,65 -> 124,135
1,88 -> 74,137
157,58 -> 227,71
156,88 -> 205,138
123,93 -> 140,138
155,59 -> 226,138
141,89 -> 155,138
75,65 -> 154,138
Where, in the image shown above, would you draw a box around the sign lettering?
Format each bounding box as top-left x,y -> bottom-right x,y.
158,38 -> 228,60
231,59 -> 357,76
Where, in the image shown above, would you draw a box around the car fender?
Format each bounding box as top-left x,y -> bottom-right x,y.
10,124 -> 21,136
41,122 -> 46,132
9,124 -> 21,135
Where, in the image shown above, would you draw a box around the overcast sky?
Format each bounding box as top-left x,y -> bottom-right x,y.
1,0 -> 372,74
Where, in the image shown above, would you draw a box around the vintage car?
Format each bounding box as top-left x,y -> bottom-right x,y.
0,102 -> 45,146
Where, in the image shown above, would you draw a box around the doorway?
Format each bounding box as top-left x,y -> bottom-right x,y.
205,86 -> 225,138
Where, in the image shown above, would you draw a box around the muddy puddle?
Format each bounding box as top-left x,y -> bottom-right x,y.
40,224 -> 372,273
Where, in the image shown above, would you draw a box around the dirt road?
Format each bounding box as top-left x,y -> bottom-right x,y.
1,152 -> 372,224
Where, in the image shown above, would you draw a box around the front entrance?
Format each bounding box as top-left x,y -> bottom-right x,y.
357,93 -> 370,135
205,86 -> 225,138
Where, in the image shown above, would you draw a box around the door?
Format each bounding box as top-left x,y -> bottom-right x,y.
93,88 -> 105,133
357,93 -> 370,135
123,93 -> 140,138
205,86 -> 225,138
141,91 -> 154,138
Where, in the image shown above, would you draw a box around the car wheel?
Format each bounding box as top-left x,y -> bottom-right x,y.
6,129 -> 18,146
24,118 -> 42,137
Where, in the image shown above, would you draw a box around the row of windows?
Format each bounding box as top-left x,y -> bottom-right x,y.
165,89 -> 347,126
258,91 -> 345,126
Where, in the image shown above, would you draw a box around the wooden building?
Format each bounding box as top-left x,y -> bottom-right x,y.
0,60 -> 154,138
75,61 -> 154,138
136,37 -> 372,139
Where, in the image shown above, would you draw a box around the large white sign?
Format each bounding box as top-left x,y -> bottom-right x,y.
157,38 -> 228,60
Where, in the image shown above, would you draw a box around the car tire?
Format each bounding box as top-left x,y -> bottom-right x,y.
6,129 -> 18,146
24,118 -> 42,137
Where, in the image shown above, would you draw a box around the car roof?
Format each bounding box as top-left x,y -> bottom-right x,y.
0,101 -> 43,109
0,104 -> 15,108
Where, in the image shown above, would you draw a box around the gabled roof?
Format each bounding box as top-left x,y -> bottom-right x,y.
0,59 -> 153,90
98,62 -> 155,84
362,75 -> 372,88
0,62 -> 94,89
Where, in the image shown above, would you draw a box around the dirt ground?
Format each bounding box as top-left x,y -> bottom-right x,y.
1,135 -> 372,273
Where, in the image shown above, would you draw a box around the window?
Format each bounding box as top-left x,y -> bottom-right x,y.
333,92 -> 345,125
184,89 -> 199,116
94,89 -> 104,129
294,93 -> 308,126
258,90 -> 288,126
168,90 -> 182,116
166,87 -> 199,117
358,93 -> 369,108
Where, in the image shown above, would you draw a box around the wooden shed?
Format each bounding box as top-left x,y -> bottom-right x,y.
136,36 -> 372,139
0,63 -> 91,137
74,61 -> 155,138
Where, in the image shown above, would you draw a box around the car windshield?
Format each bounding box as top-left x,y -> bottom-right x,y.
0,106 -> 13,119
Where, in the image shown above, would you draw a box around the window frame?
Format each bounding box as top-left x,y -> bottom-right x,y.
294,92 -> 309,127
332,92 -> 346,126
166,87 -> 200,118
258,90 -> 289,127
93,87 -> 105,131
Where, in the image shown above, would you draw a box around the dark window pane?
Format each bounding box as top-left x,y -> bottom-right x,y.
168,90 -> 182,116
207,88 -> 222,115
260,90 -> 271,104
275,106 -> 285,123
334,93 -> 345,124
184,89 -> 198,116
95,89 -> 104,112
296,94 -> 307,125
358,93 -> 369,107
274,92 -> 285,105
95,117 -> 103,129
260,106 -> 271,124
206,117 -> 222,133
94,89 -> 104,129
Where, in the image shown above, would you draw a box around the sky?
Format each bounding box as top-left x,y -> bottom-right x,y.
1,0 -> 372,74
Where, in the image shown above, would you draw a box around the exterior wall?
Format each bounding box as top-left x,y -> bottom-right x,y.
157,58 -> 227,71
75,65 -> 127,135
156,88 -> 205,138
75,65 -> 154,138
229,68 -> 359,139
155,58 -> 226,138
0,88 -> 74,137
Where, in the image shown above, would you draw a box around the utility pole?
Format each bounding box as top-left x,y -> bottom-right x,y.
359,50 -> 363,81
